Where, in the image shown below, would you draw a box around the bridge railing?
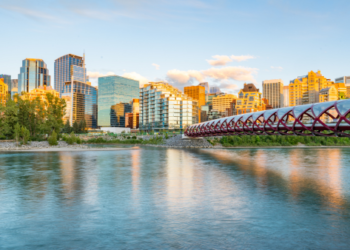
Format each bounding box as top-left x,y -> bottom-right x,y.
185,99 -> 350,137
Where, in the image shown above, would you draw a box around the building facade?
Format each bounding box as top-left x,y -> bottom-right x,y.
98,75 -> 139,127
262,79 -> 284,108
110,102 -> 132,127
54,54 -> 87,96
18,59 -> 51,94
335,76 -> 350,98
283,86 -> 289,107
210,86 -> 221,94
0,78 -> 8,104
0,74 -> 11,94
212,94 -> 237,112
289,70 -> 334,106
184,85 -> 205,122
235,83 -> 265,115
22,85 -> 60,102
140,82 -> 199,132
62,81 -> 98,128
319,86 -> 338,103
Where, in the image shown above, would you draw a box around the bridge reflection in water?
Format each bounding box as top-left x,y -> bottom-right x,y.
185,99 -> 350,137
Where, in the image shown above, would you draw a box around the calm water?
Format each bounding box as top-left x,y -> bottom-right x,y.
0,146 -> 350,249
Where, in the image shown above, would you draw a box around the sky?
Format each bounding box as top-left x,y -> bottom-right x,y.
1,0 -> 350,94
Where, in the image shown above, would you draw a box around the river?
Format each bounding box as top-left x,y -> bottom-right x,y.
0,146 -> 349,249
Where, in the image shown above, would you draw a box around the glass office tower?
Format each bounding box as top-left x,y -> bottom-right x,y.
54,54 -> 88,96
98,75 -> 139,127
0,74 -> 11,94
110,102 -> 132,127
62,81 -> 98,128
18,59 -> 51,94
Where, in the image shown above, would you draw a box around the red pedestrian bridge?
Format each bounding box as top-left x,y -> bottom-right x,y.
184,100 -> 350,138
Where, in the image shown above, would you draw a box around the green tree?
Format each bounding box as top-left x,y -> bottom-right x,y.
48,130 -> 58,146
14,123 -> 21,142
339,92 -> 346,100
79,119 -> 87,133
73,121 -> 79,133
3,97 -> 18,138
63,120 -> 72,133
21,126 -> 30,145
44,93 -> 66,134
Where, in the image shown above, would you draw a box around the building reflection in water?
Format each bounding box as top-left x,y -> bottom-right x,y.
201,148 -> 348,210
59,153 -> 75,201
131,149 -> 140,200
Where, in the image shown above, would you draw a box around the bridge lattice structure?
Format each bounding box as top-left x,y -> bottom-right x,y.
184,100 -> 350,138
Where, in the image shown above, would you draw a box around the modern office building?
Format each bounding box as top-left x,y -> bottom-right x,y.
199,82 -> 209,94
18,59 -> 51,94
131,98 -> 140,129
289,70 -> 334,106
210,86 -> 221,94
139,82 -> 199,132
262,79 -> 284,108
54,54 -> 88,96
235,83 -> 265,115
110,102 -> 132,127
283,86 -> 289,107
98,75 -> 139,127
62,81 -> 98,128
0,74 -> 11,93
212,94 -> 237,112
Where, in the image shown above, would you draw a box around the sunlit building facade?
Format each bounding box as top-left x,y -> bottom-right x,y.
262,79 -> 284,108
54,54 -> 88,97
212,94 -> 237,112
62,81 -> 98,128
22,85 -> 59,102
319,86 -> 338,103
0,74 -> 11,94
110,102 -> 132,127
0,78 -> 8,104
184,85 -> 205,122
335,76 -> 350,98
289,70 -> 334,106
140,82 -> 199,132
235,83 -> 265,115
98,75 -> 139,127
283,86 -> 289,107
18,59 -> 51,94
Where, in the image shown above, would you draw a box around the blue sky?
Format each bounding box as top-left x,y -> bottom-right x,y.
0,0 -> 349,93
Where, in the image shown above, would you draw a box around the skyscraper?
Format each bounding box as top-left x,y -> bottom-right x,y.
283,86 -> 289,107
18,59 -> 51,94
262,79 -> 284,109
11,79 -> 18,98
54,54 -> 87,96
98,75 -> 139,127
0,74 -> 11,93
210,86 -> 221,94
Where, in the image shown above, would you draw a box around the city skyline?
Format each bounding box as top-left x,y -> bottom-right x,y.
1,0 -> 350,93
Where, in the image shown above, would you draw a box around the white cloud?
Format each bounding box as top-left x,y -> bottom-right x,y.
87,71 -> 115,78
231,55 -> 255,62
207,55 -> 255,66
166,66 -> 257,88
122,72 -> 149,87
152,63 -> 160,70
271,66 -> 283,70
207,55 -> 232,66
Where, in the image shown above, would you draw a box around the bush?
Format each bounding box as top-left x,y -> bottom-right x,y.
48,131 -> 58,146
132,136 -> 137,139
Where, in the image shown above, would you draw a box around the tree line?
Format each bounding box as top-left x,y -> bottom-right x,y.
0,93 -> 87,140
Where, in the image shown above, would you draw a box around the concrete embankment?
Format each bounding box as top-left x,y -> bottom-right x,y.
156,135 -> 213,148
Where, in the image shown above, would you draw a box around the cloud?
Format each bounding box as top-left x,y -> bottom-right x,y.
152,63 -> 160,70
207,55 -> 232,66
271,66 -> 283,70
166,66 -> 257,88
122,72 -> 149,87
1,5 -> 64,22
87,71 -> 116,78
207,55 -> 255,66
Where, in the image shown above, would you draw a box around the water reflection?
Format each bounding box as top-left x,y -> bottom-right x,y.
0,147 -> 349,249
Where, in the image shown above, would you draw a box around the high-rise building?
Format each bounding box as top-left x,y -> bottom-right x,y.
62,81 -> 98,128
235,83 -> 265,115
210,86 -> 221,94
319,86 -> 339,103
262,79 -> 284,108
140,82 -> 199,132
289,70 -> 333,106
283,86 -> 289,107
0,78 -> 8,104
0,74 -> 11,93
132,98 -> 140,129
18,59 -> 51,94
54,54 -> 88,96
98,75 -> 139,127
184,85 -> 205,122
212,94 -> 237,112
199,82 -> 209,94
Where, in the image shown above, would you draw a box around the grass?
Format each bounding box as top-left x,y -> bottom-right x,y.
209,135 -> 350,147
85,136 -> 164,145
